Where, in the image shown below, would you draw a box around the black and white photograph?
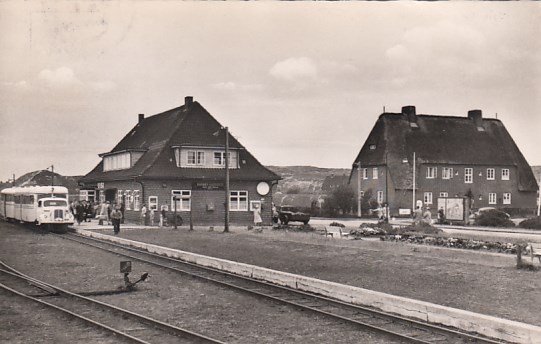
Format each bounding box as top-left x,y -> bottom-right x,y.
1,1 -> 540,343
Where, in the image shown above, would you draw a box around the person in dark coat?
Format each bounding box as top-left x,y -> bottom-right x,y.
110,205 -> 123,235
75,201 -> 84,225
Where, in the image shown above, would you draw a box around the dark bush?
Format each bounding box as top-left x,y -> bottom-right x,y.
475,209 -> 515,227
519,217 -> 541,230
329,222 -> 346,228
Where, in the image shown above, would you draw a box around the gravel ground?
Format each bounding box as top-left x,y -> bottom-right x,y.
0,222 -> 407,344
97,223 -> 541,327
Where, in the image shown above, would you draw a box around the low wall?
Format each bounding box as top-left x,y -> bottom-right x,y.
77,228 -> 541,344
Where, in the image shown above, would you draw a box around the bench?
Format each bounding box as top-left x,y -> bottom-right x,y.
528,243 -> 541,263
315,227 -> 333,238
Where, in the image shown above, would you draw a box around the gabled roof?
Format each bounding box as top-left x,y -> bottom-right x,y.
351,108 -> 538,192
80,100 -> 280,183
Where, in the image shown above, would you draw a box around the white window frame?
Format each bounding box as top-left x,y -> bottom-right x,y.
230,191 -> 248,211
424,192 -> 433,205
464,168 -> 473,184
439,192 -> 448,198
373,167 -> 378,179
501,169 -> 510,181
116,190 -> 123,206
503,193 -> 511,205
488,193 -> 497,205
377,191 -> 384,204
103,152 -> 131,171
133,190 -> 140,211
148,196 -> 158,210
486,168 -> 495,180
362,168 -> 368,180
426,167 -> 437,179
187,150 -> 205,166
171,190 -> 191,211
442,167 -> 453,180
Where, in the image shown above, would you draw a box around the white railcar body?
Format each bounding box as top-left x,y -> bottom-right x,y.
0,186 -> 74,232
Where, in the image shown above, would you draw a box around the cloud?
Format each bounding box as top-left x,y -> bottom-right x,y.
38,67 -> 83,88
384,20 -> 488,88
269,57 -> 318,82
211,81 -> 263,92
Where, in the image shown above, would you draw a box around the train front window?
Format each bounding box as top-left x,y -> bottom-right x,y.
43,200 -> 67,207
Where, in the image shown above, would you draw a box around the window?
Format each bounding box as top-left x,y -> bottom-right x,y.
213,151 -> 237,167
103,152 -> 131,171
369,144 -> 376,150
148,196 -> 158,210
439,192 -> 448,198
486,168 -> 495,180
464,168 -> 473,183
503,193 -> 511,205
488,193 -> 497,205
133,190 -> 141,211
187,151 -> 205,165
125,191 -> 133,210
116,190 -> 123,206
362,168 -> 368,180
426,167 -> 437,179
442,167 -> 453,180
424,192 -> 433,205
502,169 -> 510,181
230,191 -> 248,211
373,167 -> 378,179
377,191 -> 384,204
171,190 -> 191,211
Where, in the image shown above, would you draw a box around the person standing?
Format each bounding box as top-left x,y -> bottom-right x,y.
253,203 -> 262,227
111,205 -> 123,235
423,207 -> 433,225
160,204 -> 168,227
140,204 -> 147,225
413,205 -> 423,225
150,207 -> 155,226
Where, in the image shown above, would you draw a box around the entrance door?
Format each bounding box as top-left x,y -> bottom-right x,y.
105,189 -> 117,203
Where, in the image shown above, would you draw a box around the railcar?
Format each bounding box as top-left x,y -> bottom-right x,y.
0,186 -> 74,233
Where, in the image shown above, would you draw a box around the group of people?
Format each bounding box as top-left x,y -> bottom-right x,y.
140,204 -> 171,227
412,205 -> 446,225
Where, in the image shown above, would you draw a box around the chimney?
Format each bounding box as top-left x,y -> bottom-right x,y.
138,113 -> 145,123
402,105 -> 418,127
185,96 -> 193,107
468,109 -> 483,128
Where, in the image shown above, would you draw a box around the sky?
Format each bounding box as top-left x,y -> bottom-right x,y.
1,1 -> 540,182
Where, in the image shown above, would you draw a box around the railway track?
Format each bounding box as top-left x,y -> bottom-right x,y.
56,232 -> 508,344
0,260 -> 224,344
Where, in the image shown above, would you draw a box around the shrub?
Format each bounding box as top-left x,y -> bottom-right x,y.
475,209 -> 515,227
519,217 -> 541,230
329,222 -> 346,228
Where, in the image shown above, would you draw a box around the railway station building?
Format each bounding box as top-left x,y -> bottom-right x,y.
349,106 -> 539,218
79,96 -> 280,226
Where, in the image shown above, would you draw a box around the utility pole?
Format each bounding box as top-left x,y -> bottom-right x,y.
385,152 -> 389,222
50,165 -> 55,196
537,170 -> 540,217
412,152 -> 416,212
224,127 -> 230,233
357,160 -> 362,218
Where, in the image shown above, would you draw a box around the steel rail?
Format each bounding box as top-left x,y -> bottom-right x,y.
0,261 -> 225,344
59,232 -> 506,344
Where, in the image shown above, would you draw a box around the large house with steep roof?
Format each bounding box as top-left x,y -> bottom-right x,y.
349,106 -> 538,218
79,97 -> 280,225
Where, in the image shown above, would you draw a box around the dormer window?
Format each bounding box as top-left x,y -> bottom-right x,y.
101,150 -> 145,172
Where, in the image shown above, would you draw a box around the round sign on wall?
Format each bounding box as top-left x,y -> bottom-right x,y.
256,181 -> 270,196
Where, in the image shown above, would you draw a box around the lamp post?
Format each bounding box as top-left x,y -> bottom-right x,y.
224,127 -> 230,233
